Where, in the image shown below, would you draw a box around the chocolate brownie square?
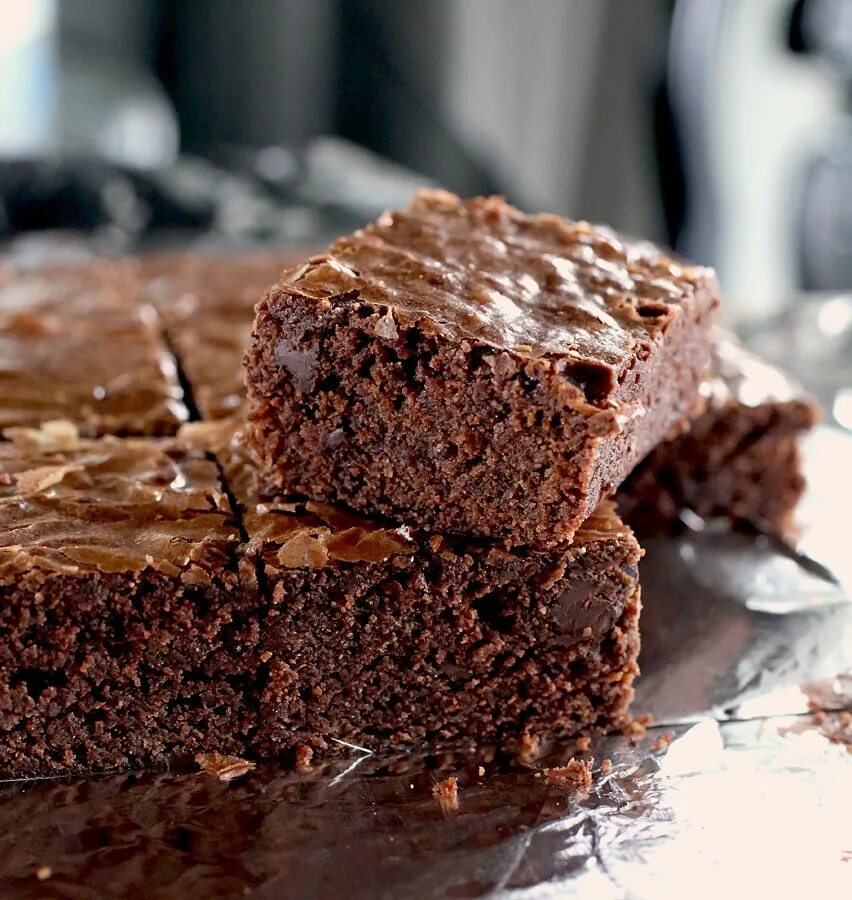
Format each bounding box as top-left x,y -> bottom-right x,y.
0,425 -> 259,778
245,190 -> 718,547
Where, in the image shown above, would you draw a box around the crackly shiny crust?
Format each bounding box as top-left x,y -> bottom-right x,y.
0,263 -> 188,436
0,425 -> 239,579
0,260 -> 138,317
698,329 -> 820,413
281,189 -> 717,384
141,252 -> 300,419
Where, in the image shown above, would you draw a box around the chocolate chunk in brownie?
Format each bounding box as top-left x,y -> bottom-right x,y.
245,189 -> 719,547
618,331 -> 819,536
0,264 -> 188,436
0,425 -> 259,778
142,252 -> 300,419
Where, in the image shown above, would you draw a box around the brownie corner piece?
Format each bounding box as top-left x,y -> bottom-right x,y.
244,189 -> 718,547
0,426 -> 257,778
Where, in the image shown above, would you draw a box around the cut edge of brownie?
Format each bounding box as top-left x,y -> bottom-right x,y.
251,498 -> 643,756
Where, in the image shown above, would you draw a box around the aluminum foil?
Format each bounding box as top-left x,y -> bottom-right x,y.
0,428 -> 849,899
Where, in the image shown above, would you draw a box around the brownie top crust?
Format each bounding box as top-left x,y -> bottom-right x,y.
276,189 -> 717,386
247,492 -> 633,570
0,305 -> 188,435
0,424 -> 238,579
141,251 -> 293,323
0,261 -> 138,318
141,252 -> 299,419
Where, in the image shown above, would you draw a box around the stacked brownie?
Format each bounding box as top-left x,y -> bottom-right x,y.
242,189 -> 715,752
0,190 -> 817,778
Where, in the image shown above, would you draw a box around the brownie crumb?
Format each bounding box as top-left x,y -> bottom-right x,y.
35,866 -> 52,882
779,708 -> 851,752
294,744 -> 314,771
477,765 -> 485,777
544,757 -> 593,794
623,712 -> 653,744
575,736 -> 591,753
650,730 -> 677,753
195,752 -> 257,782
432,776 -> 459,812
600,758 -> 613,775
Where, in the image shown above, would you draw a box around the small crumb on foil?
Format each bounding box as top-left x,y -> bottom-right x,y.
623,712 -> 653,744
195,752 -> 256,782
432,776 -> 459,812
575,736 -> 591,753
544,757 -> 593,795
295,745 -> 314,772
515,733 -> 546,766
781,709 -> 852,753
600,758 -> 613,775
815,710 -> 851,752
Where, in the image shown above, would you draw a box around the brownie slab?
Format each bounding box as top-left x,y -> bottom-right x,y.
0,426 -> 259,778
142,252 -> 300,419
245,189 -> 719,547
255,503 -> 641,756
618,331 -> 819,536
184,421 -> 642,758
0,264 -> 188,436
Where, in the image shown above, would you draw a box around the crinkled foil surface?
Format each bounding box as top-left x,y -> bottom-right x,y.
0,428 -> 849,899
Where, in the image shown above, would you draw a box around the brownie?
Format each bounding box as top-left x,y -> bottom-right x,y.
0,264 -> 188,436
0,425 -> 260,778
184,420 -> 643,758
245,189 -> 719,547
618,331 -> 819,536
142,252 -> 301,419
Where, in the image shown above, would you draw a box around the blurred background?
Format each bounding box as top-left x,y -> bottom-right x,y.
1,0 -> 851,422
